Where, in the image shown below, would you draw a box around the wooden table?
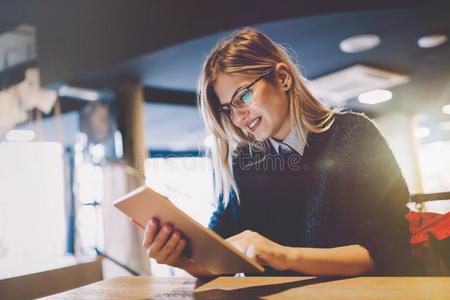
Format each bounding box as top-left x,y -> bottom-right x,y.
42,276 -> 450,299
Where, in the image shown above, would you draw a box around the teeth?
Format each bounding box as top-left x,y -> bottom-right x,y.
249,117 -> 260,129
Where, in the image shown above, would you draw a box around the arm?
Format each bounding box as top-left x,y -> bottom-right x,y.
343,113 -> 412,275
285,245 -> 374,276
226,230 -> 374,276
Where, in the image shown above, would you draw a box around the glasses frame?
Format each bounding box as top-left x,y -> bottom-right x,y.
218,66 -> 276,119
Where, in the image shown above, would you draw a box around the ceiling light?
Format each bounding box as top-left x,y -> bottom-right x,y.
358,89 -> 392,105
340,34 -> 380,53
6,129 -> 35,142
443,104 -> 450,114
310,64 -> 408,103
417,34 -> 447,48
415,127 -> 430,138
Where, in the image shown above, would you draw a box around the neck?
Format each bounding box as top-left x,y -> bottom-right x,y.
272,119 -> 292,141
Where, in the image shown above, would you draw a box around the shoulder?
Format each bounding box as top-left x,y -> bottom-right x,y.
332,111 -> 376,132
306,110 -> 386,156
327,110 -> 382,141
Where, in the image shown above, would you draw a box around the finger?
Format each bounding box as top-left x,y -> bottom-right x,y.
255,254 -> 269,266
244,245 -> 270,266
232,236 -> 253,249
155,231 -> 181,262
149,224 -> 172,257
250,246 -> 271,266
233,243 -> 246,254
143,218 -> 159,249
166,238 -> 186,264
226,230 -> 254,243
245,244 -> 256,259
229,237 -> 253,253
226,230 -> 253,243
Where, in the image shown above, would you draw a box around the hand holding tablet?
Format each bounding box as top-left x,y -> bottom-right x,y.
114,186 -> 264,275
141,217 -> 192,271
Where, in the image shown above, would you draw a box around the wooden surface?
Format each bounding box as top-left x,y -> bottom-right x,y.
42,275 -> 450,299
0,258 -> 102,300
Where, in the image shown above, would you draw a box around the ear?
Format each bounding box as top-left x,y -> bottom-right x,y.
275,63 -> 292,91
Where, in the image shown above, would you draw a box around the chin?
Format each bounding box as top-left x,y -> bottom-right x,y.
251,130 -> 270,142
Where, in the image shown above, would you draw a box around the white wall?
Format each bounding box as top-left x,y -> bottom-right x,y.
0,142 -> 67,279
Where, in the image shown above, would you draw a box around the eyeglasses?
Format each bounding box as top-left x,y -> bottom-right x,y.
218,66 -> 275,119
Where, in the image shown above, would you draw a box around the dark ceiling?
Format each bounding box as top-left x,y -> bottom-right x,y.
82,6 -> 450,117
1,0 -> 450,124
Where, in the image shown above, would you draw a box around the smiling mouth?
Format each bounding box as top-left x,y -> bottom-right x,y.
248,116 -> 262,132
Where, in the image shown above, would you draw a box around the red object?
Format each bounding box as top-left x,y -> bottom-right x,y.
406,211 -> 450,245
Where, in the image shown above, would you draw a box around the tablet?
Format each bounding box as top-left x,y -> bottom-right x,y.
113,186 -> 264,275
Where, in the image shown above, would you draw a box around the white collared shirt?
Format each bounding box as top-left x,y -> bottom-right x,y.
269,128 -> 306,156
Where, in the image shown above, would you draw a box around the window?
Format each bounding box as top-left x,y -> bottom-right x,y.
0,142 -> 69,278
418,140 -> 450,194
144,156 -> 214,276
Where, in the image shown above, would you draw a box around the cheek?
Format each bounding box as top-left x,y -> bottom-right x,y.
271,91 -> 290,118
255,94 -> 288,123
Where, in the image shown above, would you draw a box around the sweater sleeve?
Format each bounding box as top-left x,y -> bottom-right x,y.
343,114 -> 413,275
208,189 -> 240,239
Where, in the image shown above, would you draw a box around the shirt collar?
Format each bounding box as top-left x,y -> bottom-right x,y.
269,127 -> 306,156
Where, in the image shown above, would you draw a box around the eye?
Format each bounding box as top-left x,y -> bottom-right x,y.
240,89 -> 252,104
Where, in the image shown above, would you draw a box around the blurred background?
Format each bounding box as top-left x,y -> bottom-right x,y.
0,0 -> 449,292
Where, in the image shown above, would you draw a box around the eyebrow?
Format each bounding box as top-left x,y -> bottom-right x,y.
226,67 -> 275,106
229,81 -> 252,104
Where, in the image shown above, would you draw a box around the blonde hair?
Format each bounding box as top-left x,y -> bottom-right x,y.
197,27 -> 336,206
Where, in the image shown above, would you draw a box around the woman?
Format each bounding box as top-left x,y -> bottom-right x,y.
141,27 -> 413,277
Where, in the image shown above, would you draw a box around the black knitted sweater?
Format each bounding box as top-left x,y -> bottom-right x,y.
208,112 -> 415,276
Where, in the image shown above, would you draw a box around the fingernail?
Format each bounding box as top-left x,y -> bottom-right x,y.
246,245 -> 256,258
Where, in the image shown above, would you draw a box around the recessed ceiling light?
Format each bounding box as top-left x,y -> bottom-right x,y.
358,89 -> 392,105
340,34 -> 380,53
311,64 -> 408,103
417,34 -> 447,48
443,104 -> 450,114
6,129 -> 35,142
415,127 -> 430,138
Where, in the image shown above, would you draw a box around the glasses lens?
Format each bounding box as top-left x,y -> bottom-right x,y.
240,89 -> 252,105
232,89 -> 252,109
